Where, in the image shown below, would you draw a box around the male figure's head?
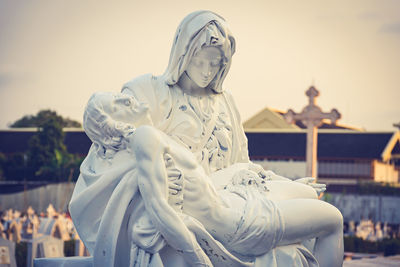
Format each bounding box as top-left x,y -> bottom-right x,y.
83,92 -> 140,152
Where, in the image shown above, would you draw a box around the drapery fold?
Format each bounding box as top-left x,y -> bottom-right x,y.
69,73 -> 318,266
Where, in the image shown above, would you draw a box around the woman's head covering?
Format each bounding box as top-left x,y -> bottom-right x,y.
162,10 -> 236,93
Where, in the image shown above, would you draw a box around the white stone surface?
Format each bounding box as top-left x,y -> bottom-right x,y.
66,10 -> 344,267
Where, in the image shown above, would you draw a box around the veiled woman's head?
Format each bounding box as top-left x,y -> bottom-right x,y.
163,11 -> 236,93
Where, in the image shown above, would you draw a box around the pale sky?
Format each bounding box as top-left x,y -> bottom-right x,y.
0,0 -> 399,131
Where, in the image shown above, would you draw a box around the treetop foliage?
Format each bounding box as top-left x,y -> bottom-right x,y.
10,109 -> 81,128
1,110 -> 83,182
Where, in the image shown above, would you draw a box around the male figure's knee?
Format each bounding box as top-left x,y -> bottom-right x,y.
325,203 -> 343,232
303,183 -> 318,199
292,182 -> 318,199
335,207 -> 344,230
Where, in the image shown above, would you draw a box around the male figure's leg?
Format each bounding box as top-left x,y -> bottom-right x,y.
276,199 -> 344,267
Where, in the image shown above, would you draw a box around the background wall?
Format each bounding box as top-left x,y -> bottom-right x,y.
1,183 -> 400,224
0,183 -> 74,213
328,193 -> 400,224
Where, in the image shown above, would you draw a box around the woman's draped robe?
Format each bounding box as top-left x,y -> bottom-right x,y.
69,74 -> 318,266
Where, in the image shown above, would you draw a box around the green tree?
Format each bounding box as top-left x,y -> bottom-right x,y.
1,152 -> 27,181
26,116 -> 76,181
2,110 -> 84,182
10,109 -> 81,128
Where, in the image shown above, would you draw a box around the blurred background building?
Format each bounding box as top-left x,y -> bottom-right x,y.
244,107 -> 400,189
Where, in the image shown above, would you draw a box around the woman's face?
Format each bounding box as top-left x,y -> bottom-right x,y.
185,46 -> 222,88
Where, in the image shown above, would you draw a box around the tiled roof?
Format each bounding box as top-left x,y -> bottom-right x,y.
0,129 -> 91,155
246,131 -> 395,160
0,129 -> 396,160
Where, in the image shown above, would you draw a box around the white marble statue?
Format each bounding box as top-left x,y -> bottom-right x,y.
69,10 -> 343,267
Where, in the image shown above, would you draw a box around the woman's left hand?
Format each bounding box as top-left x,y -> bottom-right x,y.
248,163 -> 293,181
247,162 -> 268,179
295,177 -> 326,194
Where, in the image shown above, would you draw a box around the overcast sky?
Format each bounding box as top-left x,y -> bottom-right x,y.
0,0 -> 399,131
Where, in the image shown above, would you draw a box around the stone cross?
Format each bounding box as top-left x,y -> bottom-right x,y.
283,86 -> 341,178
